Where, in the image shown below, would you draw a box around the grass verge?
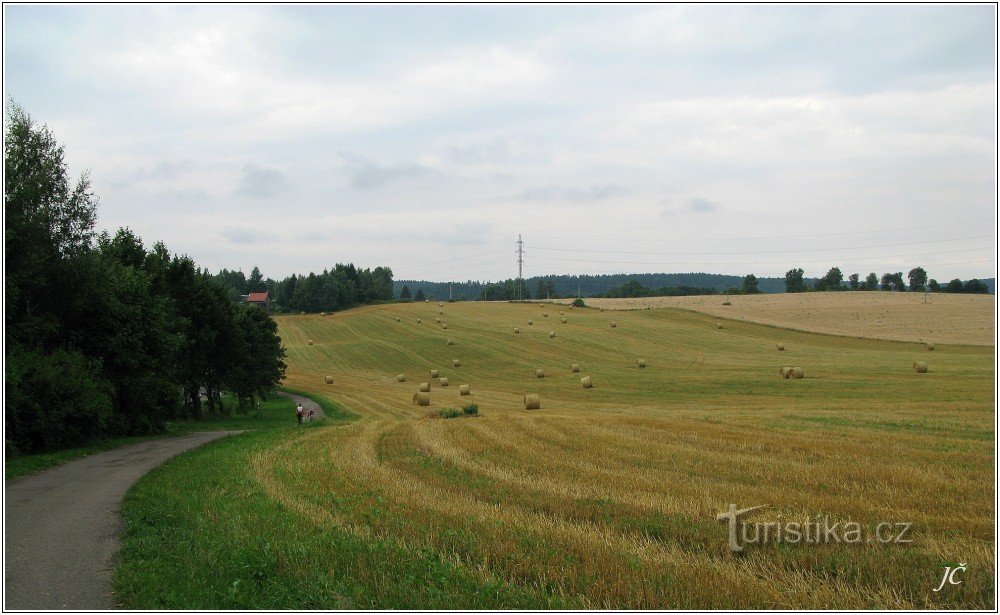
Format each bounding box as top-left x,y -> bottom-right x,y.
6,393 -> 301,479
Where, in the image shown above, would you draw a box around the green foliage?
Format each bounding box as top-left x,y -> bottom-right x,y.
601,279 -> 718,298
572,297 -> 586,308
741,274 -> 759,294
928,279 -> 941,292
414,288 -> 426,302
5,345 -> 113,453
907,267 -> 927,292
784,268 -> 806,293
437,407 -> 463,419
399,285 -> 411,301
461,403 -> 479,416
4,103 -> 289,457
848,273 -> 860,290
863,272 -> 879,291
881,272 -> 906,291
945,278 -> 964,293
814,267 -> 844,291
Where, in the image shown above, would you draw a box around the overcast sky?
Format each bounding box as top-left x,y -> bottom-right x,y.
4,5 -> 996,282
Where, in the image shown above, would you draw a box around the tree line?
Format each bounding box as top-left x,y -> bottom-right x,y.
212,263 -> 394,313
783,266 -> 991,294
5,104 -> 286,455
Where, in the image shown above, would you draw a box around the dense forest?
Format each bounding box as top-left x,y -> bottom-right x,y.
213,264 -> 394,314
397,270 -> 993,301
5,105 -> 286,455
394,273 -> 799,301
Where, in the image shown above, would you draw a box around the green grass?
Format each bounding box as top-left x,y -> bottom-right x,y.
5,393 -> 303,479
114,422 -> 570,609
277,386 -> 357,420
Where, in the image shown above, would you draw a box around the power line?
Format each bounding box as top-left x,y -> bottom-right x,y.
528,235 -> 992,257
529,219 -> 993,244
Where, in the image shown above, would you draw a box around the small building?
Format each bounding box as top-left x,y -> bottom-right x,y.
244,291 -> 271,312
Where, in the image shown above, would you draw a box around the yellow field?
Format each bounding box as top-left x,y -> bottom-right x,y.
267,301 -> 995,608
545,292 -> 995,346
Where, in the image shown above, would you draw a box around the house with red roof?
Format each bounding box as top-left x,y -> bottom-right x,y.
244,291 -> 272,312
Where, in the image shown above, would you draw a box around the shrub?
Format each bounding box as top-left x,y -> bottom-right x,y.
461,403 -> 479,416
437,407 -> 462,419
572,297 -> 586,308
5,345 -> 114,454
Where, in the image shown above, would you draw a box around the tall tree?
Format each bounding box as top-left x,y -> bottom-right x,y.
742,274 -> 759,294
815,267 -> 844,291
246,266 -> 265,293
784,268 -> 806,293
864,272 -> 879,291
399,285 -> 411,301
848,273 -> 860,290
907,267 -> 927,292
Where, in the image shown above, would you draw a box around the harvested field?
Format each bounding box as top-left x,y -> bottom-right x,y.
264,300 -> 995,608
543,292 -> 994,346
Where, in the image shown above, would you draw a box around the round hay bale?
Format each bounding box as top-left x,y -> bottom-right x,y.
543,313 -> 548,317
397,374 -> 406,382
571,363 -> 580,373
561,318 -> 567,324
514,327 -> 521,334
419,382 -> 431,392
459,384 -> 471,396
528,320 -> 533,325
440,377 -> 449,386
395,316 -> 401,322
581,376 -> 593,389
524,394 -> 541,410
439,310 -> 444,315
549,331 -> 556,338
535,369 -> 545,378
307,339 -> 314,345
716,322 -> 723,329
560,311 -> 565,315
416,318 -> 422,323
610,322 -> 617,328
435,318 -> 441,323
320,311 -> 327,316
779,367 -> 791,379
789,367 -> 804,379
776,343 -> 785,351
637,359 -> 646,368
913,362 -> 928,373
430,369 -> 440,378
300,311 -> 306,315
447,339 -> 454,345
452,359 -> 460,367
324,375 -> 334,384
925,343 -> 935,351
438,303 -> 443,307
413,392 -> 430,406
442,324 -> 448,329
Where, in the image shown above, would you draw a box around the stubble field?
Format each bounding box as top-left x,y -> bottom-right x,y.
254,298 -> 994,608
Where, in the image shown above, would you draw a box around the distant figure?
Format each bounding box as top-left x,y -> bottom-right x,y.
296,403 -> 304,425
308,408 -> 316,422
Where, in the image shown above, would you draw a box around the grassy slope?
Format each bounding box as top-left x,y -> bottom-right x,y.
117,301 -> 995,608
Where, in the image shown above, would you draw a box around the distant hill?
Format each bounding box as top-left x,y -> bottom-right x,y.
394,273 -> 994,300
394,272 -> 811,300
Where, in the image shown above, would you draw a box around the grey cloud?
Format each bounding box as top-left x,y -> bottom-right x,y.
342,155 -> 431,189
687,197 -> 720,213
220,225 -> 280,245
513,183 -> 630,203
237,163 -> 290,198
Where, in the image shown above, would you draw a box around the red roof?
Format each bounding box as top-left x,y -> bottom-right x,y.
247,292 -> 269,302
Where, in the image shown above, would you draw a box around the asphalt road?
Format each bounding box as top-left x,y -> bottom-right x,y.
279,390 -> 325,421
4,430 -> 243,610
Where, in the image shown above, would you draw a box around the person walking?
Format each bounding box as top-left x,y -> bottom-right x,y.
296,403 -> 304,425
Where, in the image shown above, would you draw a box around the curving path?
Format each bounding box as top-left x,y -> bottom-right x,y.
4,430 -> 243,610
